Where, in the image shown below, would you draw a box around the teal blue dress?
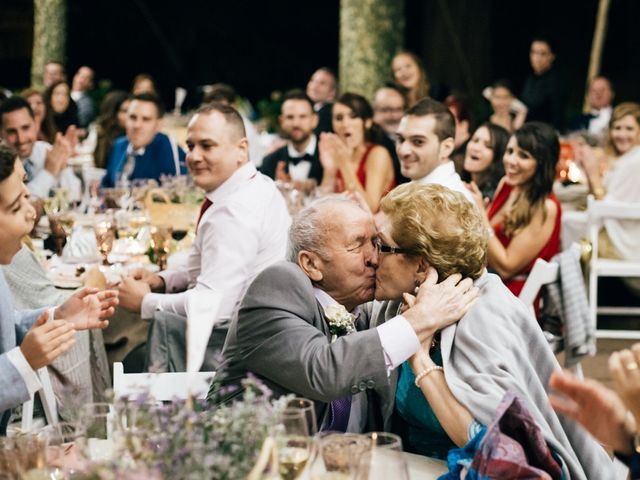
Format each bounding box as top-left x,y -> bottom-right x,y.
395,348 -> 457,459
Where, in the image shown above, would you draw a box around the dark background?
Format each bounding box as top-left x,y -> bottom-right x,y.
2,0 -> 639,119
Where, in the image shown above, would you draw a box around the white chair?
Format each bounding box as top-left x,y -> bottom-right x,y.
587,195 -> 640,339
519,258 -> 560,318
112,362 -> 215,401
21,368 -> 58,431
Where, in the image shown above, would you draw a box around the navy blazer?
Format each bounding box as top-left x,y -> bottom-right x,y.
102,132 -> 187,188
0,269 -> 45,434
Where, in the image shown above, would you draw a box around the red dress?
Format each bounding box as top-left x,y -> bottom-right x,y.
335,144 -> 395,195
487,183 -> 562,297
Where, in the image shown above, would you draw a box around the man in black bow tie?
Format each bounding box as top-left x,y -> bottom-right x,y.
260,89 -> 324,187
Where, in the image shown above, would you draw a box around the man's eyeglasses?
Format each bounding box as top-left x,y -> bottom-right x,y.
374,237 -> 411,255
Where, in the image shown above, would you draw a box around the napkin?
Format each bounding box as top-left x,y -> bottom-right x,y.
62,225 -> 100,263
185,288 -> 222,375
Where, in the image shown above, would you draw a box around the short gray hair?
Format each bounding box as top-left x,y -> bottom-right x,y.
287,195 -> 362,263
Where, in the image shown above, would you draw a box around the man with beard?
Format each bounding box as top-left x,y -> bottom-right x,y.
261,89 -> 324,186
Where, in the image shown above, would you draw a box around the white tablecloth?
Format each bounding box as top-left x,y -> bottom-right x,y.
405,451 -> 448,478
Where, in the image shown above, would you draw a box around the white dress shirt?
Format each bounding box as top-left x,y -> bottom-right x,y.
6,347 -> 42,396
286,135 -> 317,181
141,162 -> 291,324
588,106 -> 612,138
24,141 -> 82,201
414,160 -> 474,203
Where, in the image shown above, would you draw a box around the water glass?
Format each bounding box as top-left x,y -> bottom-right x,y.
354,449 -> 409,480
287,397 -> 318,436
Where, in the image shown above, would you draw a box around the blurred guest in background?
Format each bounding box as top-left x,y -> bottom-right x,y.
260,89 -> 323,186
444,92 -> 472,173
306,67 -> 337,135
21,88 -> 56,143
94,90 -> 130,169
521,36 -> 565,130
70,65 -> 96,128
131,73 -> 158,95
392,51 -> 446,105
467,122 -> 561,297
44,80 -> 79,135
43,61 -> 65,88
484,79 -> 527,133
319,92 -> 394,212
372,83 -> 410,185
461,122 -> 509,202
102,92 -> 186,187
569,76 -> 614,139
0,96 -> 81,200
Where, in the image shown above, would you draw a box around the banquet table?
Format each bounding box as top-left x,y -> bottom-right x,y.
405,451 -> 448,478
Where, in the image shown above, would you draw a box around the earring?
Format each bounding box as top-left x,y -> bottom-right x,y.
414,279 -> 420,294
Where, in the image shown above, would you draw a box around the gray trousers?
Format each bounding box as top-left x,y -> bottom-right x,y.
145,310 -> 227,372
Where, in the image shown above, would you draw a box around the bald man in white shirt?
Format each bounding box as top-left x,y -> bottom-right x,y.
118,103 -> 290,371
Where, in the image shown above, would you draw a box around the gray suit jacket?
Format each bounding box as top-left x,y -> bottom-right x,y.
0,269 -> 45,434
210,261 -> 393,431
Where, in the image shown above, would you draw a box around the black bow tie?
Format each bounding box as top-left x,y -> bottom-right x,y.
289,153 -> 313,166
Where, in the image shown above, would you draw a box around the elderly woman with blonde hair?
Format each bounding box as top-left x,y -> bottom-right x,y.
371,182 -> 612,478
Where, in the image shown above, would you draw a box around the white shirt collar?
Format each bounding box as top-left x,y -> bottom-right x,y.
126,143 -> 146,157
206,161 -> 257,203
287,134 -> 317,158
312,287 -> 361,318
416,161 -> 456,184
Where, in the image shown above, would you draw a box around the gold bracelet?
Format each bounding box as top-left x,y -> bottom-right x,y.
414,365 -> 444,387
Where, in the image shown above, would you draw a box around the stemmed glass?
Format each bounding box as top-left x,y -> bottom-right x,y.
94,221 -> 115,265
354,449 -> 409,480
151,225 -> 172,270
75,403 -> 116,464
275,408 -> 314,480
44,422 -> 84,478
287,397 -> 318,436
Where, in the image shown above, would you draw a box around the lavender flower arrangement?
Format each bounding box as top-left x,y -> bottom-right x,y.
78,376 -> 288,479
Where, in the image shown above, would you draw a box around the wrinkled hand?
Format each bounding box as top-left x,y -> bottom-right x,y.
56,288 -> 117,330
402,267 -> 479,343
118,277 -> 151,313
20,311 -> 76,370
610,344 -> 640,423
464,181 -> 488,212
128,268 -> 165,292
549,369 -> 635,454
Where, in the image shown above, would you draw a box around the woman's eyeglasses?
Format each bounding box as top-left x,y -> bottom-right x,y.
374,237 -> 411,255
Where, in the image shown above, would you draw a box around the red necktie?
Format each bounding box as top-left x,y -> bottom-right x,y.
196,198 -> 213,231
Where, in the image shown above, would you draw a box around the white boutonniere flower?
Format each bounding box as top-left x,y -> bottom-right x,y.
324,304 -> 356,342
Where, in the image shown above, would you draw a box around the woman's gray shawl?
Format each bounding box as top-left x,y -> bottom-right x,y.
439,273 -> 613,480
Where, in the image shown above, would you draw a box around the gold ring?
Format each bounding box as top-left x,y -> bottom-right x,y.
627,362 -> 639,371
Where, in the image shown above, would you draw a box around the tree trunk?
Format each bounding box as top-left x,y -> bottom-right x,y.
339,0 -> 404,101
31,0 -> 67,88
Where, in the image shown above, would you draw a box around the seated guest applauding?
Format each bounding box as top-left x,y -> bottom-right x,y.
0,144 -> 117,435
467,122 -> 561,297
0,96 -> 81,201
319,93 -> 395,212
102,92 -> 186,187
375,183 -> 612,478
44,81 -> 79,135
260,89 -> 323,187
215,195 -> 478,432
117,104 -> 290,371
461,122 -> 509,202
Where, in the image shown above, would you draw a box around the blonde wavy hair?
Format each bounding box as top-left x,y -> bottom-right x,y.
606,102 -> 640,157
380,183 -> 487,280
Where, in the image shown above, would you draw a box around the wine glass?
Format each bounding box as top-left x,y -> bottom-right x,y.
94,221 -> 115,265
287,397 -> 318,436
76,403 -> 116,464
276,408 -> 313,480
151,225 -> 173,270
354,449 -> 409,480
361,432 -> 402,451
44,422 -> 84,478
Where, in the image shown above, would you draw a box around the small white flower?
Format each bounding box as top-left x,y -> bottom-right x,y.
324,304 -> 356,338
